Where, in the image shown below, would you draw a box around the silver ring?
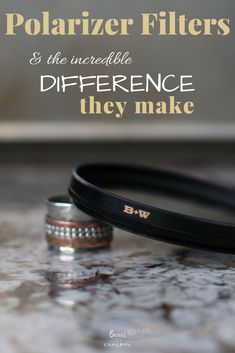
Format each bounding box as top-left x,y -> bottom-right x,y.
46,195 -> 93,222
45,195 -> 113,251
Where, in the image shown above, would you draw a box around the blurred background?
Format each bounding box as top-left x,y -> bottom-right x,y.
0,0 -> 235,207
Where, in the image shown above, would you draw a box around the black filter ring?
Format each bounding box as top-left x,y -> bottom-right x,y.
69,163 -> 235,253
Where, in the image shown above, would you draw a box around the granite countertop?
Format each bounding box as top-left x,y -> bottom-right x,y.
1,163 -> 235,353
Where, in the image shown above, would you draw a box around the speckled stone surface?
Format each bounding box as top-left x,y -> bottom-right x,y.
2,163 -> 235,353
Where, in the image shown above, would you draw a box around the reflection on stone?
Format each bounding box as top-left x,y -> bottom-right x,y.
45,248 -> 115,307
2,206 -> 235,352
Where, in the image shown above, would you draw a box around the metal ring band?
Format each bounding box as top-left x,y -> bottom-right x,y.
45,220 -> 112,240
45,217 -> 107,229
45,220 -> 112,249
46,195 -> 93,222
45,195 -> 113,250
46,234 -> 112,249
